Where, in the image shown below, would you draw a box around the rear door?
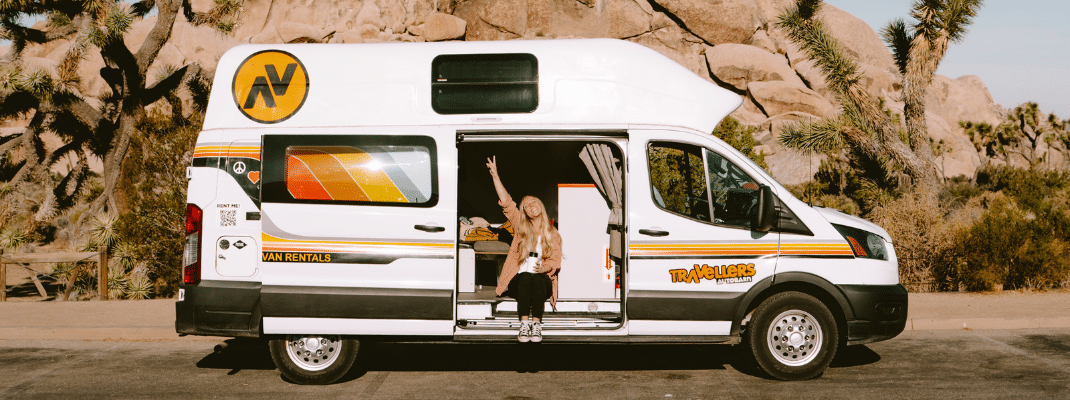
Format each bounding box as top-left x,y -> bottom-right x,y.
626,129 -> 779,336
258,127 -> 457,336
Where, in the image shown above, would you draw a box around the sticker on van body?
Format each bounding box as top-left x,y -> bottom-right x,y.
232,50 -> 309,124
669,263 -> 756,284
193,144 -> 263,207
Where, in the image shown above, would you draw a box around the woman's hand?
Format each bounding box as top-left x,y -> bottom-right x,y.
486,156 -> 498,177
535,260 -> 552,274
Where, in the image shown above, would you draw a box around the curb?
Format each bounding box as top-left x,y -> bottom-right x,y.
906,317 -> 1070,331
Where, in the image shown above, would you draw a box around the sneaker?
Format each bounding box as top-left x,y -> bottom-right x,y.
530,321 -> 543,343
518,321 -> 531,343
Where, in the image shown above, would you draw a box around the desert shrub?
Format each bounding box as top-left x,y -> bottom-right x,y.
870,191 -> 962,292
949,194 -> 1070,291
112,109 -> 200,298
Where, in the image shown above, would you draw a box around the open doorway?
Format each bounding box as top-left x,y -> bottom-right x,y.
456,138 -> 626,329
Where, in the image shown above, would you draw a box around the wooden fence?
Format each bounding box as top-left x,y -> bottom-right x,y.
0,247 -> 109,301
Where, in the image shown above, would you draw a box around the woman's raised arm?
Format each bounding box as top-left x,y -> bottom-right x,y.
486,156 -> 511,204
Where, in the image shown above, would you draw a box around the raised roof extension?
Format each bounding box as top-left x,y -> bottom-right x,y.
205,39 -> 743,133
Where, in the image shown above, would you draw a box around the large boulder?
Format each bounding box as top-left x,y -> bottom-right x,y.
748,80 -> 835,117
705,43 -> 804,91
420,12 -> 467,41
650,0 -> 760,45
927,74 -> 1003,126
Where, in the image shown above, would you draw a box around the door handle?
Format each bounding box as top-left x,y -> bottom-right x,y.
414,224 -> 446,233
639,228 -> 669,237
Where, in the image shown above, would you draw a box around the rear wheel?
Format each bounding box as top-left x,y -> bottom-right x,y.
269,335 -> 358,385
747,292 -> 838,380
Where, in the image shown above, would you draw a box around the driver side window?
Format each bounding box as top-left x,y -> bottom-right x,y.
646,141 -> 761,229
705,149 -> 760,229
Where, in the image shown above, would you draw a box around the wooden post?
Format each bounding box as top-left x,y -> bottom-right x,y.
62,264 -> 78,301
1,248 -> 6,302
98,246 -> 108,301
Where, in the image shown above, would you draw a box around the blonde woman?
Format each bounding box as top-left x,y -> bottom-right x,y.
487,156 -> 563,343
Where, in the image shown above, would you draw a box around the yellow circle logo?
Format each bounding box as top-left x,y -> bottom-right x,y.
232,50 -> 309,124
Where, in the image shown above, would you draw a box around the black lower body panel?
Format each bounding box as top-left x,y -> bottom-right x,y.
627,290 -> 743,321
840,284 -> 908,345
176,280 -> 262,337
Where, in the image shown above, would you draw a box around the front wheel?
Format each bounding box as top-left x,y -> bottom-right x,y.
747,292 -> 839,380
269,335 -> 359,385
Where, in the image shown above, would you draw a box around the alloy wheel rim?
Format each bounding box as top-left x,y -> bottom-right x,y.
766,310 -> 823,366
285,335 -> 342,371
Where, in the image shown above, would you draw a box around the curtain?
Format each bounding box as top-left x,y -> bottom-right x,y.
579,143 -> 624,259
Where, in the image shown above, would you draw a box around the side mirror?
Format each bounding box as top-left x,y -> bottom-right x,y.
752,185 -> 777,232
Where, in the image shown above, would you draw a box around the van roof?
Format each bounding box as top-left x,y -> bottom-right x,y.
203,38 -> 742,133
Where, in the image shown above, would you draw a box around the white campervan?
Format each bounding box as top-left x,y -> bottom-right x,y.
176,39 -> 907,383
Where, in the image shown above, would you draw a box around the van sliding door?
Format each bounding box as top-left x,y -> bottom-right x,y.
258,127 -> 457,336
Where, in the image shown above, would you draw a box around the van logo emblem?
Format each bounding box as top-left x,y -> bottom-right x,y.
232,50 -> 309,124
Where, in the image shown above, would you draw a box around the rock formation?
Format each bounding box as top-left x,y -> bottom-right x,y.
10,0 -> 1011,184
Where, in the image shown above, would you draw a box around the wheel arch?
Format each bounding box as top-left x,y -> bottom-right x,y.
731,272 -> 854,340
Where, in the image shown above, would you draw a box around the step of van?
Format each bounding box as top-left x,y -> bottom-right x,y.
458,316 -> 621,330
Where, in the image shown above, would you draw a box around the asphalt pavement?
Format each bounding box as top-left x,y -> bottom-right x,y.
1,290 -> 1068,341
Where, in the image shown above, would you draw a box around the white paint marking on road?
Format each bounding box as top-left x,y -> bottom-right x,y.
970,331 -> 1062,370
360,371 -> 389,398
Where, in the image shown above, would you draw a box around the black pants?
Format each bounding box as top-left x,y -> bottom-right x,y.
509,272 -> 552,319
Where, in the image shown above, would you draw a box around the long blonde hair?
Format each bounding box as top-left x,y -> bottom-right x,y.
516,196 -> 555,258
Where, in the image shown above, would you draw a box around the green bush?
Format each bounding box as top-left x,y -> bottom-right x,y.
112,109 -> 200,298
952,194 -> 1070,291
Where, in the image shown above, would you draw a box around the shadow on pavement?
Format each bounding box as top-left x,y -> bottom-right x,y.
352,342 -> 735,373
196,338 -> 276,374
193,339 -> 884,381
830,345 -> 881,368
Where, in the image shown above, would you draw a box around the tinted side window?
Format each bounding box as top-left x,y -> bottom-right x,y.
705,149 -> 760,229
648,142 -> 711,222
262,135 -> 437,207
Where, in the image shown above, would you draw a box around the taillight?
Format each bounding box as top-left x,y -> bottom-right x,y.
183,204 -> 203,284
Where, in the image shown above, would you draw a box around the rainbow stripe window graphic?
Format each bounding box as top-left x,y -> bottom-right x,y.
284,145 -> 432,204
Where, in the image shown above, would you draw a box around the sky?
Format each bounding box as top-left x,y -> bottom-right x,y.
825,0 -> 1070,119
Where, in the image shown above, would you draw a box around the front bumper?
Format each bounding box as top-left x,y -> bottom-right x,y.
840,284 -> 908,345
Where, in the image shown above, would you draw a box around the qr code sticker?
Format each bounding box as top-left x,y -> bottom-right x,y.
220,209 -> 237,227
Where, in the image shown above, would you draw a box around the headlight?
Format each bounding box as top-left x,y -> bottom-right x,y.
833,224 -> 888,261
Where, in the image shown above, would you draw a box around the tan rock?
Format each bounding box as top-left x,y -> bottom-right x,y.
749,29 -> 778,54
650,0 -> 760,45
421,12 -> 466,41
375,0 -> 408,34
749,80 -> 834,117
754,0 -> 794,23
454,0 -> 522,40
251,26 -> 285,44
927,74 -> 1002,126
706,43 -> 803,91
355,2 -> 384,30
650,12 -> 675,31
358,23 -> 381,39
279,22 -> 325,43
334,30 -> 366,43
818,4 -> 896,76
170,18 -> 241,72
233,0 -> 274,39
605,0 -> 652,39
633,0 -> 655,15
628,32 -> 710,81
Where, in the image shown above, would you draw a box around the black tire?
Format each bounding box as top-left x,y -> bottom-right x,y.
269,335 -> 359,385
747,291 -> 838,380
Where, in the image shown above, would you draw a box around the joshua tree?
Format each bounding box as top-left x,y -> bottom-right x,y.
0,0 -> 239,222
776,0 -> 983,192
